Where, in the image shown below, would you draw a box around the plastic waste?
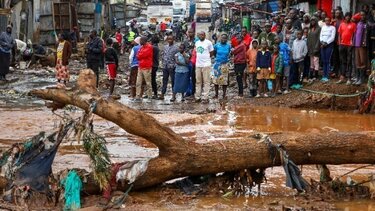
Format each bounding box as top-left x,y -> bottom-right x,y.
116,160 -> 149,184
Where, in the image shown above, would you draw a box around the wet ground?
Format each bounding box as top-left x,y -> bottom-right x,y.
1,22 -> 375,210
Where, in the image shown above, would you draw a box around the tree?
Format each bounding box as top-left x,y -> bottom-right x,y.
30,69 -> 375,190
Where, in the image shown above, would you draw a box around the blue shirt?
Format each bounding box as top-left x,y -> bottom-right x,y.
175,52 -> 189,73
130,45 -> 140,67
214,42 -> 231,64
279,42 -> 290,67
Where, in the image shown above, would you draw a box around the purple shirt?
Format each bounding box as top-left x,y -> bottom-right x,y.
354,22 -> 365,47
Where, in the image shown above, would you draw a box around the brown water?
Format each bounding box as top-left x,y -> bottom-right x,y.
1,104 -> 375,210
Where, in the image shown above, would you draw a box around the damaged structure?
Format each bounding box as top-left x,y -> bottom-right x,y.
0,0 -> 145,46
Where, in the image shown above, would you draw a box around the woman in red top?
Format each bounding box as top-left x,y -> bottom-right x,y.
232,36 -> 247,97
337,12 -> 356,84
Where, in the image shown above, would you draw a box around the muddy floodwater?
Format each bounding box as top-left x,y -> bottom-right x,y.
1,97 -> 375,210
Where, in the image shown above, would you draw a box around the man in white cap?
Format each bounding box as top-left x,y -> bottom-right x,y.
0,25 -> 15,81
194,31 -> 214,103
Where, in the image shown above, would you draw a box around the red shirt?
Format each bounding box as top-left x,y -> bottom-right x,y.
231,33 -> 252,49
137,43 -> 154,69
271,24 -> 277,33
233,43 -> 247,64
160,23 -> 167,31
338,22 -> 356,46
115,32 -> 122,45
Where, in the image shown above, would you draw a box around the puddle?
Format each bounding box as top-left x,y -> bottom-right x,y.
0,101 -> 374,209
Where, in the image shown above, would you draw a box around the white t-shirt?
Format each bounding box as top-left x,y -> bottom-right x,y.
195,39 -> 214,67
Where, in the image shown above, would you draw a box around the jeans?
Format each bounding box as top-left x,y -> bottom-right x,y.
234,63 -> 246,95
151,67 -> 158,96
339,45 -> 353,78
162,67 -> 175,95
321,44 -> 334,78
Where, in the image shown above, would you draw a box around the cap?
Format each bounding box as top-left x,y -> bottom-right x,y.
134,37 -> 141,44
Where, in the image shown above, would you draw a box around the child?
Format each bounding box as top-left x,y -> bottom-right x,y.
302,28 -> 310,82
104,38 -> 119,96
256,41 -> 271,97
246,40 -> 259,97
291,30 -> 307,89
275,36 -> 291,94
272,45 -> 283,96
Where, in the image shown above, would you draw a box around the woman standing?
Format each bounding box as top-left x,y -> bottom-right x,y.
212,33 -> 231,99
172,44 -> 190,102
0,25 -> 15,81
56,33 -> 72,86
319,17 -> 336,82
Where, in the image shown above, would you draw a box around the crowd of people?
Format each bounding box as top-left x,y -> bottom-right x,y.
0,5 -> 374,107
111,5 -> 375,103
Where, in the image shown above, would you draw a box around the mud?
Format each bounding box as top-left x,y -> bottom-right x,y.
1,102 -> 375,210
0,21 -> 374,209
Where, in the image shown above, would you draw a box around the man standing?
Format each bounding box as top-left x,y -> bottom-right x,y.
160,35 -> 179,100
353,11 -> 370,85
283,18 -> 297,47
86,30 -> 103,87
151,36 -> 160,99
115,28 -> 123,54
195,31 -> 214,103
0,25 -> 14,81
337,12 -> 356,85
259,22 -> 276,47
231,27 -> 252,48
288,8 -> 302,30
183,29 -> 197,96
135,36 -> 153,101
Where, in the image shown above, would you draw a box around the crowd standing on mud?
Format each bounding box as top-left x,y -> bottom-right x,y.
0,6 -> 375,106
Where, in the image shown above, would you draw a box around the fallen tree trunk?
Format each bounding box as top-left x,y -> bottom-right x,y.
30,69 -> 375,190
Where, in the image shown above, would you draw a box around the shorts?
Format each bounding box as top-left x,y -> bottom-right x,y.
283,66 -> 290,77
106,63 -> 117,80
257,68 -> 270,80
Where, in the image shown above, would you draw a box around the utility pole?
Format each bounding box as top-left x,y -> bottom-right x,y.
123,0 -> 126,23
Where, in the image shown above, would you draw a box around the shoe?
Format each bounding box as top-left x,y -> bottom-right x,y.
263,94 -> 268,98
201,99 -> 209,104
302,78 -> 308,83
255,94 -> 261,98
133,98 -> 142,102
321,77 -> 329,83
151,95 -> 158,99
170,97 -> 176,102
195,98 -> 201,103
158,95 -> 165,100
354,80 -> 363,85
346,80 -> 351,85
336,80 -> 344,84
277,90 -> 282,94
283,90 -> 290,94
